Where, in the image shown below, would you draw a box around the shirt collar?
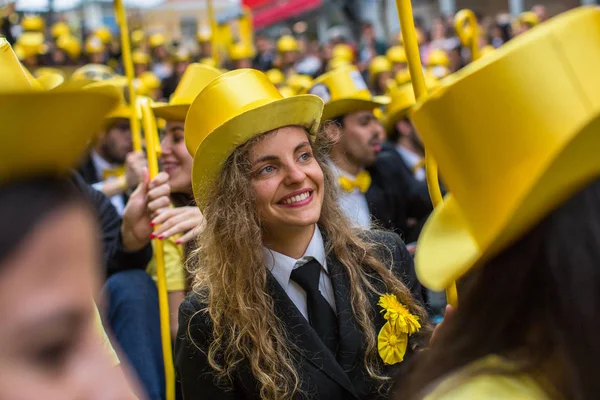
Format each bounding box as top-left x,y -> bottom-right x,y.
91,150 -> 119,180
396,145 -> 423,170
264,225 -> 327,290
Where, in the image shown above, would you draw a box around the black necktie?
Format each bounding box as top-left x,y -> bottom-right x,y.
290,259 -> 338,355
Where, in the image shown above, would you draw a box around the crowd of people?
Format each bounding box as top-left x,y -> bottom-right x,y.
1,2 -> 599,400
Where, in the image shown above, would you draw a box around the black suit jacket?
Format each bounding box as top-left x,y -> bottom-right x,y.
175,231 -> 425,399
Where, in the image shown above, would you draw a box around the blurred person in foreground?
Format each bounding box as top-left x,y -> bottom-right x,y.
397,7 -> 600,399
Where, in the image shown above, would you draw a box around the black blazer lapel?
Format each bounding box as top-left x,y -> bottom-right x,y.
266,275 -> 360,399
327,255 -> 363,372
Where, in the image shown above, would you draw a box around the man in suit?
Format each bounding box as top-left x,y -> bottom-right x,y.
308,65 -> 432,240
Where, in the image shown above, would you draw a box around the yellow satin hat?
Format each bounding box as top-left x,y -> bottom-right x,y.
332,43 -> 354,62
149,33 -> 166,48
309,65 -> 388,122
152,63 -> 222,121
386,46 -> 407,65
427,49 -> 450,68
413,6 -> 600,291
519,11 -> 540,27
21,15 -> 44,32
185,69 -> 323,208
14,32 -> 47,59
277,35 -> 299,53
369,56 -> 392,78
94,26 -> 113,44
51,21 -> 70,38
382,77 -> 437,135
0,39 -> 119,182
287,74 -> 313,94
265,68 -> 285,86
132,50 -> 150,65
229,42 -> 255,61
56,34 -> 82,60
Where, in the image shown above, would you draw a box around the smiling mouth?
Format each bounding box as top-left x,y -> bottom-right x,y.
279,190 -> 313,205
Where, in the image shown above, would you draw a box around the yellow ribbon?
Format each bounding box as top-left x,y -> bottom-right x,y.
412,159 -> 426,176
339,171 -> 371,193
102,165 -> 125,180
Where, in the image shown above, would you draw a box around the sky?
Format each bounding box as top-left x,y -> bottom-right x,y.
15,0 -> 166,12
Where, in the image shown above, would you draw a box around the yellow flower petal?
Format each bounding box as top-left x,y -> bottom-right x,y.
377,322 -> 408,365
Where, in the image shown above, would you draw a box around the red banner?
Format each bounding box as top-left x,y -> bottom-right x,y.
243,0 -> 322,29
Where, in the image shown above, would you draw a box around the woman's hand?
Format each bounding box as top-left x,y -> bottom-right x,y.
151,206 -> 205,244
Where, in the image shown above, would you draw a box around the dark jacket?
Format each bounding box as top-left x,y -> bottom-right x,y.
70,171 -> 152,278
175,230 -> 425,399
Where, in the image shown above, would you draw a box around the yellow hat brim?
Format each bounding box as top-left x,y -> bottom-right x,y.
105,103 -> 132,121
322,97 -> 389,122
416,112 -> 600,291
0,89 -> 118,182
191,95 -> 323,209
36,73 -> 65,90
152,103 -> 189,122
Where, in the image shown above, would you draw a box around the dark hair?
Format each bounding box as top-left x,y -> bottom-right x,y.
0,176 -> 87,265
398,178 -> 600,399
331,115 -> 345,128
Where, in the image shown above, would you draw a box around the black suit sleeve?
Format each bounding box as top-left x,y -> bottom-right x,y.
70,172 -> 153,277
175,296 -> 238,399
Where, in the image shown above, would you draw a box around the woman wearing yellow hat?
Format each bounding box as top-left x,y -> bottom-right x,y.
399,7 -> 600,399
175,69 -> 428,399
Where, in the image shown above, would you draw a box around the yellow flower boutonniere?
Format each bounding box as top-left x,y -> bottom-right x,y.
377,294 -> 421,365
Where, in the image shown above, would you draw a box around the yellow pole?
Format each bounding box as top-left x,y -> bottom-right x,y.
454,9 -> 481,62
394,0 -> 458,308
114,0 -> 142,152
140,97 -> 175,400
207,0 -> 219,66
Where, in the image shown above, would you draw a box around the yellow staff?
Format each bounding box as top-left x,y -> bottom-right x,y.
114,0 -> 142,152
140,97 -> 176,400
394,0 -> 458,308
207,0 -> 220,66
454,9 -> 481,62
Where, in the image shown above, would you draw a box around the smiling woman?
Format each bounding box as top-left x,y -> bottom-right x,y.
175,69 -> 430,400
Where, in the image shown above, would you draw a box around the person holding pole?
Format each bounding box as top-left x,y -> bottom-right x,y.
175,69 -> 429,399
398,7 -> 600,399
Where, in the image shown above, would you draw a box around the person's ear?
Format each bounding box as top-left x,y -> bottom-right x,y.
322,120 -> 342,146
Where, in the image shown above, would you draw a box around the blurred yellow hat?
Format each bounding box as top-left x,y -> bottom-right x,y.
287,74 -> 312,94
278,86 -> 295,98
185,69 -> 323,208
90,78 -> 136,123
309,65 -> 388,122
395,69 -> 412,86
327,56 -> 351,71
277,35 -> 299,53
51,21 -> 70,38
149,33 -> 166,48
229,42 -> 255,61
34,67 -> 65,79
174,47 -> 191,63
14,32 -> 47,59
136,71 -> 161,96
382,77 -> 437,135
132,50 -> 150,65
153,63 -> 221,121
332,43 -> 354,62
71,64 -> 116,83
368,55 -> 392,78
85,35 -> 106,54
413,6 -> 600,291
265,68 -> 285,86
386,45 -> 407,65
0,38 -> 119,182
34,70 -> 65,90
519,11 -> 540,27
21,15 -> 44,32
93,26 -> 112,44
199,57 -> 218,68
56,34 -> 81,60
131,29 -> 145,47
427,48 -> 450,68
197,30 -> 212,43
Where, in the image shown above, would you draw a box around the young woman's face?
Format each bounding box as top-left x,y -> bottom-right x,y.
161,120 -> 193,195
0,206 -> 134,400
249,126 -> 325,234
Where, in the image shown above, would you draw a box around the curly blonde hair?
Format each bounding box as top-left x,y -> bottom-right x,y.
188,125 -> 429,399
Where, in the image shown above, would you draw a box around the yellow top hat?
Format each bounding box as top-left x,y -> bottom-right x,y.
85,35 -> 106,55
132,50 -> 150,65
277,35 -> 299,53
56,34 -> 81,59
136,71 -> 161,96
174,47 -> 191,63
51,21 -> 70,38
327,56 -> 351,71
265,68 -> 285,86
131,29 -> 145,47
382,78 -> 437,135
21,15 -> 45,32
369,55 -> 392,79
308,65 -> 389,122
0,39 -> 119,182
71,64 -> 115,83
197,30 -> 212,43
149,33 -> 166,48
332,43 -> 354,62
94,26 -> 112,44
152,63 -> 222,121
88,78 -> 137,123
185,69 -> 323,208
229,42 -> 255,61
386,45 -> 407,65
413,6 -> 600,291
519,11 -> 540,27
35,71 -> 65,90
15,32 -> 47,59
287,74 -> 313,94
427,49 -> 450,68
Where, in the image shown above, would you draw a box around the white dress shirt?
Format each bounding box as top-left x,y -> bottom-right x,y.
264,226 -> 336,321
332,165 -> 372,229
397,146 -> 426,182
90,150 -> 126,216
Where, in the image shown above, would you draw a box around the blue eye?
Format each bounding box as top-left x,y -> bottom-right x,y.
259,165 -> 275,175
299,152 -> 312,162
